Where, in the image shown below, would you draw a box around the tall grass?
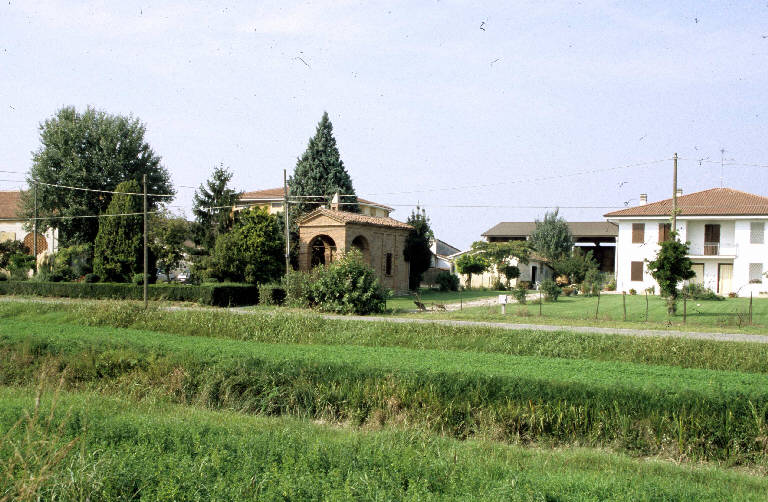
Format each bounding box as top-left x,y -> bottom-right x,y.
2,320 -> 768,466
1,388 -> 767,501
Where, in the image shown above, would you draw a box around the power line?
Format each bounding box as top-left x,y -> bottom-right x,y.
32,181 -> 174,198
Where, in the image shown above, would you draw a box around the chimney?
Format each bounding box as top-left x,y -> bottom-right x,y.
330,192 -> 340,211
676,188 -> 683,197
639,193 -> 647,205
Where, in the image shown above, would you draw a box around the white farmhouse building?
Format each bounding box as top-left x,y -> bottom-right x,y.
605,188 -> 768,297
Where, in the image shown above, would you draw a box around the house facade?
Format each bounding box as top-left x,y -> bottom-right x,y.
296,204 -> 412,294
421,238 -> 461,286
238,187 -> 393,218
605,188 -> 768,297
0,190 -> 57,258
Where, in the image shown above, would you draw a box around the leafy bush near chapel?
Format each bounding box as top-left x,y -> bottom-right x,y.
308,250 -> 386,315
435,271 -> 459,292
540,279 -> 562,302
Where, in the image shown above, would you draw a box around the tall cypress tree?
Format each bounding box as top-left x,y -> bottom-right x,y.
93,180 -> 144,282
288,112 -> 360,214
192,164 -> 240,250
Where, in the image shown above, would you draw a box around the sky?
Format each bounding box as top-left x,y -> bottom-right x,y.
1,0 -> 767,249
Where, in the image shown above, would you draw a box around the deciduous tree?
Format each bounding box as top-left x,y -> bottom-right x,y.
22,106 -> 173,246
530,209 -> 573,263
647,232 -> 695,314
454,252 -> 489,289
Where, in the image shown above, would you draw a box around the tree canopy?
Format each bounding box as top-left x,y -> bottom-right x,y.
192,164 -> 240,250
22,106 -> 173,246
530,209 -> 573,263
454,252 -> 489,289
403,206 -> 434,290
288,112 -> 359,215
93,180 -> 145,282
151,211 -> 191,281
647,232 -> 695,314
211,207 -> 285,284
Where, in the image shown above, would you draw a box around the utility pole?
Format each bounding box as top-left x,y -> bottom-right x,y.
283,169 -> 290,271
672,153 -> 678,232
33,183 -> 38,273
143,174 -> 148,309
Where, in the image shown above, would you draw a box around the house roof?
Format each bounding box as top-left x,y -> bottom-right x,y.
240,187 -> 392,211
482,221 -> 617,238
434,238 -> 461,257
0,191 -> 21,220
298,207 -> 412,230
604,188 -> 768,217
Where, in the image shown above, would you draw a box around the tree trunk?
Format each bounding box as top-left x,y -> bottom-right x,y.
666,296 -> 677,315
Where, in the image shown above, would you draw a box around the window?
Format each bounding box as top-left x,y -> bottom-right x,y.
385,253 -> 393,276
749,263 -> 763,284
704,224 -> 720,256
751,222 -> 765,244
632,223 -> 645,243
630,261 -> 643,281
658,223 -> 671,243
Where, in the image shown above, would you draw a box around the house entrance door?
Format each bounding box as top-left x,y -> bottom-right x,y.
531,266 -> 537,284
717,263 -> 733,295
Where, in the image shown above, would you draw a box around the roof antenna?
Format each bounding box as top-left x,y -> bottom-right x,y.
720,148 -> 725,188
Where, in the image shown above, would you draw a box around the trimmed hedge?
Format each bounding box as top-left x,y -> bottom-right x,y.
0,281 -> 258,306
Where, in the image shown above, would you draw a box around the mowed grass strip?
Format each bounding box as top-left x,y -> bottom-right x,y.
3,320 -> 768,465
1,388 -> 767,502
3,300 -> 768,374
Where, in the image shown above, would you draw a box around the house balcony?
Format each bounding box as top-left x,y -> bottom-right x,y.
687,242 -> 738,259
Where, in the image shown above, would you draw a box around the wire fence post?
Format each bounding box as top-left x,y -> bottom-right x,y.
749,292 -> 753,325
622,291 -> 627,321
143,174 -> 148,310
539,289 -> 542,316
594,291 -> 600,320
645,291 -> 649,323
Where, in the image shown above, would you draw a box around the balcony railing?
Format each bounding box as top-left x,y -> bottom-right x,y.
688,242 -> 738,256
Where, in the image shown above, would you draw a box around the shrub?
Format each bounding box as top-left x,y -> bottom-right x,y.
0,281 -> 259,306
561,286 -> 574,296
510,282 -> 527,304
282,270 -> 314,308
308,250 -> 386,315
132,273 -> 145,285
259,283 -> 286,306
605,278 -> 617,291
435,271 -> 459,292
491,277 -> 507,291
8,253 -> 34,281
84,273 -> 100,283
681,283 -> 724,301
540,279 -> 561,301
580,268 -> 602,296
629,289 -> 637,295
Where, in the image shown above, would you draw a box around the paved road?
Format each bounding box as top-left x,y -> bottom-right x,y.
2,296 -> 767,344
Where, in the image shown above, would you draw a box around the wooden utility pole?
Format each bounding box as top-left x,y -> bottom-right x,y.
672,153 -> 678,231
283,169 -> 290,271
143,174 -> 148,309
33,183 -> 38,273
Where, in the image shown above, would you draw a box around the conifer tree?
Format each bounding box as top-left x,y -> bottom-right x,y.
93,180 -> 144,282
288,112 -> 359,214
192,164 -> 240,250
403,206 -> 434,290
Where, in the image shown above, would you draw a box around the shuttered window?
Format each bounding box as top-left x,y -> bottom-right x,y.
631,261 -> 643,281
751,222 -> 765,244
632,223 -> 645,244
658,223 -> 671,243
750,263 -> 763,283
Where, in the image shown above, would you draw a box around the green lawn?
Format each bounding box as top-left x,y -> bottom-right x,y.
386,288 -> 508,311
405,293 -> 768,333
3,388 -> 766,501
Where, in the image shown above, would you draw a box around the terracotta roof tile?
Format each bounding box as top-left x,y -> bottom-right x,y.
604,188 -> 768,217
299,208 -> 412,230
483,221 -> 617,237
239,187 -> 392,211
0,191 -> 22,220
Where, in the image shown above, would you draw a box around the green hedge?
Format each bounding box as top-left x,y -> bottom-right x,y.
0,281 -> 259,306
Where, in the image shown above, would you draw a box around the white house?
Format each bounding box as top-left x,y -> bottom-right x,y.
605,188 -> 768,297
0,190 -> 57,258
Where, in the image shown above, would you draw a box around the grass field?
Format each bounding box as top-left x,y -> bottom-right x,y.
403,293 -> 768,333
3,389 -> 767,501
3,300 -> 768,499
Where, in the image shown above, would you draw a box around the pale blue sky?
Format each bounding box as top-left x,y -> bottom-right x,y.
1,1 -> 767,248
